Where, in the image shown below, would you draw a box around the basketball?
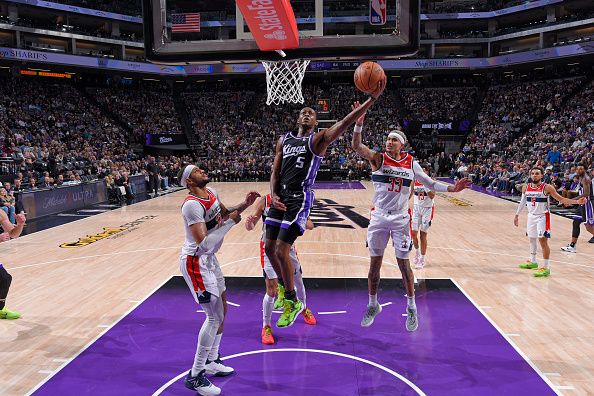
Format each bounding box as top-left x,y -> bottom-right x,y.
354,61 -> 386,94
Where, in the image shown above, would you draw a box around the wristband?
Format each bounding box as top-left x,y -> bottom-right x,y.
353,124 -> 363,133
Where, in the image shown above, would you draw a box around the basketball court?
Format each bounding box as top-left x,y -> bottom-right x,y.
1,0 -> 593,395
2,183 -> 593,395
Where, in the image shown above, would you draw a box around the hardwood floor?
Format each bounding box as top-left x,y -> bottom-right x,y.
1,182 -> 592,395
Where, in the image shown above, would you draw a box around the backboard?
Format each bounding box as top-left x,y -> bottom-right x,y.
143,0 -> 419,64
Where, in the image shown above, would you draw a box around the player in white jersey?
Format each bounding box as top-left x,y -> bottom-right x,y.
411,166 -> 436,269
177,164 -> 260,396
514,166 -> 585,277
245,194 -> 316,345
351,104 -> 470,332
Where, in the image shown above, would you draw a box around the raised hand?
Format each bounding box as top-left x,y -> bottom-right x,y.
244,191 -> 261,206
245,214 -> 259,231
351,101 -> 366,125
370,74 -> 387,99
449,178 -> 471,193
15,213 -> 26,225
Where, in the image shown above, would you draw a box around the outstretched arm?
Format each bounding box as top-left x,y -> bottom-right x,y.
351,101 -> 383,170
312,79 -> 386,155
220,191 -> 261,217
270,136 -> 287,211
545,184 -> 587,206
245,196 -> 266,231
413,161 -> 470,193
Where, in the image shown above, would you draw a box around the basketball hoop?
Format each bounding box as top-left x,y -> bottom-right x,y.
261,59 -> 310,106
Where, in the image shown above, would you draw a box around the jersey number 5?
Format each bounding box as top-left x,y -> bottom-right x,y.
388,177 -> 403,192
296,157 -> 305,169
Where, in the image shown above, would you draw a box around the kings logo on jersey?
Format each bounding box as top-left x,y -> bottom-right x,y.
369,0 -> 387,25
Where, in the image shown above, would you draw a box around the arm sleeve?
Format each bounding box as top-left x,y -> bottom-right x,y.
196,220 -> 236,255
413,161 -> 449,193
516,194 -> 527,215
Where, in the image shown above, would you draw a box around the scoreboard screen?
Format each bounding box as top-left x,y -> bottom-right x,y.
316,98 -> 330,114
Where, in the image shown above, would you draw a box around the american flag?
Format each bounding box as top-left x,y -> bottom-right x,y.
171,13 -> 201,33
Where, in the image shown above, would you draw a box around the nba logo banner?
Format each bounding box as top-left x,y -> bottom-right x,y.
369,0 -> 387,25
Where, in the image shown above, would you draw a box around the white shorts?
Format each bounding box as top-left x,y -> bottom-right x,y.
180,254 -> 226,302
259,241 -> 301,279
526,212 -> 551,239
367,208 -> 412,259
411,205 -> 434,232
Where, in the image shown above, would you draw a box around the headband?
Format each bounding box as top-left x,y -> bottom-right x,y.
180,165 -> 196,188
388,131 -> 406,144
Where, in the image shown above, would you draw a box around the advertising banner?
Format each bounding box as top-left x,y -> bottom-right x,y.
19,181 -> 107,219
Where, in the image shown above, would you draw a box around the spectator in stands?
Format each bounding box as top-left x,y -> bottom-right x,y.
0,188 -> 16,224
28,178 -> 37,191
146,156 -> 159,197
546,146 -> 562,167
159,164 -> 169,190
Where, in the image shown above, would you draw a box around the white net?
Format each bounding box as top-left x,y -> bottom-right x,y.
262,59 -> 310,105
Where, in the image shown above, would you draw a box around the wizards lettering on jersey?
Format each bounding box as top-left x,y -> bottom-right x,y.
371,153 -> 414,189
184,188 -> 223,231
371,153 -> 415,212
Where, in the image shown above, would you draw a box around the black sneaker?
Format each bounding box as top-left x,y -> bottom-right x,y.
589,237 -> 594,243
184,369 -> 221,395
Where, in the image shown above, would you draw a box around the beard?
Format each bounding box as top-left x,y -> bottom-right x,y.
195,178 -> 209,188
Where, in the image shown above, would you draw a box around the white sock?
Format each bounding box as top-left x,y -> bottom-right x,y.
420,254 -> 425,260
262,294 -> 274,327
294,271 -> 307,307
369,294 -> 378,307
407,295 -> 416,309
208,333 -> 222,361
415,249 -> 421,257
544,259 -> 550,269
529,238 -> 538,263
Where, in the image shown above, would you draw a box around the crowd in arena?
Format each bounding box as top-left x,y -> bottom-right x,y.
89,85 -> 182,136
1,69 -> 593,221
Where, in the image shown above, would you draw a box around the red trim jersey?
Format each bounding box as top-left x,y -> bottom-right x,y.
413,180 -> 434,209
525,182 -> 550,215
180,187 -> 224,256
371,152 -> 415,213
